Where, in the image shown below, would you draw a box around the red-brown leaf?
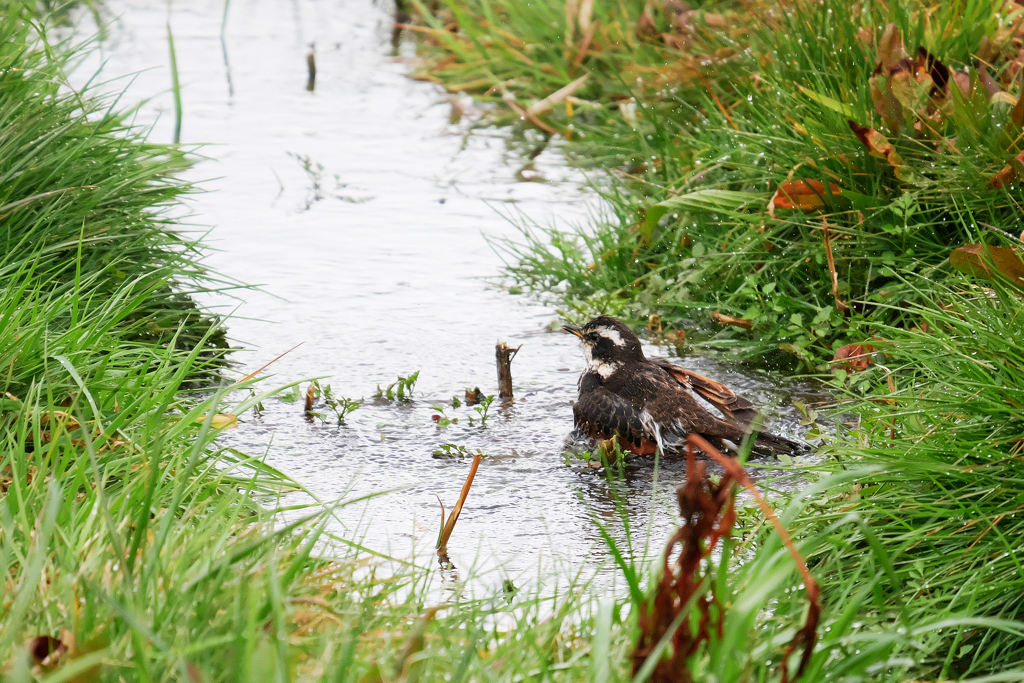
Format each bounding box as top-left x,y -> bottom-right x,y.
990,150 -> 1024,189
848,120 -> 921,183
767,180 -> 842,218
949,244 -> 1024,287
833,344 -> 875,372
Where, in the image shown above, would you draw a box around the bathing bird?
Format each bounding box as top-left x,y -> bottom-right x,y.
563,315 -> 804,456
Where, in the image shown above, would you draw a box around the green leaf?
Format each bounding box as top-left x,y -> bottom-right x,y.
643,189 -> 768,240
840,189 -> 885,211
796,83 -> 857,118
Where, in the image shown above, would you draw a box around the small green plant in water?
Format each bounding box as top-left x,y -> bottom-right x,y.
564,449 -> 591,466
375,371 -> 419,402
793,400 -> 823,444
247,388 -> 265,418
300,381 -> 361,424
432,443 -> 483,459
596,437 -> 628,467
320,383 -> 362,424
501,579 -> 519,604
430,404 -> 458,427
277,385 -> 303,403
288,152 -> 325,210
467,394 -> 495,425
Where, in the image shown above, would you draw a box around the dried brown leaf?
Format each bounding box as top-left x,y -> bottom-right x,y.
949,243 -> 1024,287
848,120 -> 902,164
691,436 -> 820,683
952,70 -> 971,96
847,120 -> 922,182
870,76 -> 904,132
637,1 -> 658,39
990,150 -> 1024,189
631,446 -> 736,682
194,414 -> 238,429
833,344 -> 876,372
767,180 -> 842,218
875,23 -> 907,73
978,36 -> 1000,63
868,27 -> 949,133
857,26 -> 874,50
1011,92 -> 1024,128
980,67 -> 1003,97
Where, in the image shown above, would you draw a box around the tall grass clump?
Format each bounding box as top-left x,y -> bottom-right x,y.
0,9 -> 329,678
778,277 -> 1024,678
410,0 -> 1024,366
0,9 -> 229,361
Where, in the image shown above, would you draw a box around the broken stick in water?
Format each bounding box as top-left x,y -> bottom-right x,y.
436,453 -> 482,568
306,42 -> 316,91
304,382 -> 316,417
496,341 -> 521,400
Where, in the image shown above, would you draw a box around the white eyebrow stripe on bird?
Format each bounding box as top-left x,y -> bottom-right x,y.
595,327 -> 625,346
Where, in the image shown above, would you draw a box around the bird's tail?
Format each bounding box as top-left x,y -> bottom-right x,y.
752,429 -> 807,456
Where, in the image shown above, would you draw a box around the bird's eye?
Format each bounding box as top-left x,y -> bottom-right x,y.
586,333 -> 599,341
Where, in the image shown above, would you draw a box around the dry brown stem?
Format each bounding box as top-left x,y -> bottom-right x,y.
502,92 -> 558,134
712,310 -> 753,330
496,341 -> 521,399
436,453 -> 483,563
688,434 -> 821,682
631,443 -> 736,682
823,221 -> 850,315
304,383 -> 316,416
231,342 -> 304,387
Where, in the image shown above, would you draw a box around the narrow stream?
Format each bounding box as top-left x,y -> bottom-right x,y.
79,0 -> 813,591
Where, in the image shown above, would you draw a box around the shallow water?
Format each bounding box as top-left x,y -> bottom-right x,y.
79,0 -> 815,590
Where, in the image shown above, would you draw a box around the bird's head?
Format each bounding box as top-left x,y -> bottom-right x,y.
562,316 -> 645,378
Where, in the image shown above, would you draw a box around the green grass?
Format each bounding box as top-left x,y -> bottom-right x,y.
6,1 -> 1024,680
0,10 -> 231,365
790,278 -> 1024,678
0,12 -> 902,679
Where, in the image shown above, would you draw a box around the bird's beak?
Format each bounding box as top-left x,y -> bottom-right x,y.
561,324 -> 584,339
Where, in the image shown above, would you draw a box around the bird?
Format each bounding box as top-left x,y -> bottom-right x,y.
562,315 -> 804,456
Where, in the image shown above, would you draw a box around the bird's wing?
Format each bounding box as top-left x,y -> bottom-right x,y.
644,365 -> 805,455
641,380 -> 735,437
650,358 -> 759,427
574,386 -> 656,447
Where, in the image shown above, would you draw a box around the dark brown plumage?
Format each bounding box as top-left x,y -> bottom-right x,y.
564,316 -> 803,456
